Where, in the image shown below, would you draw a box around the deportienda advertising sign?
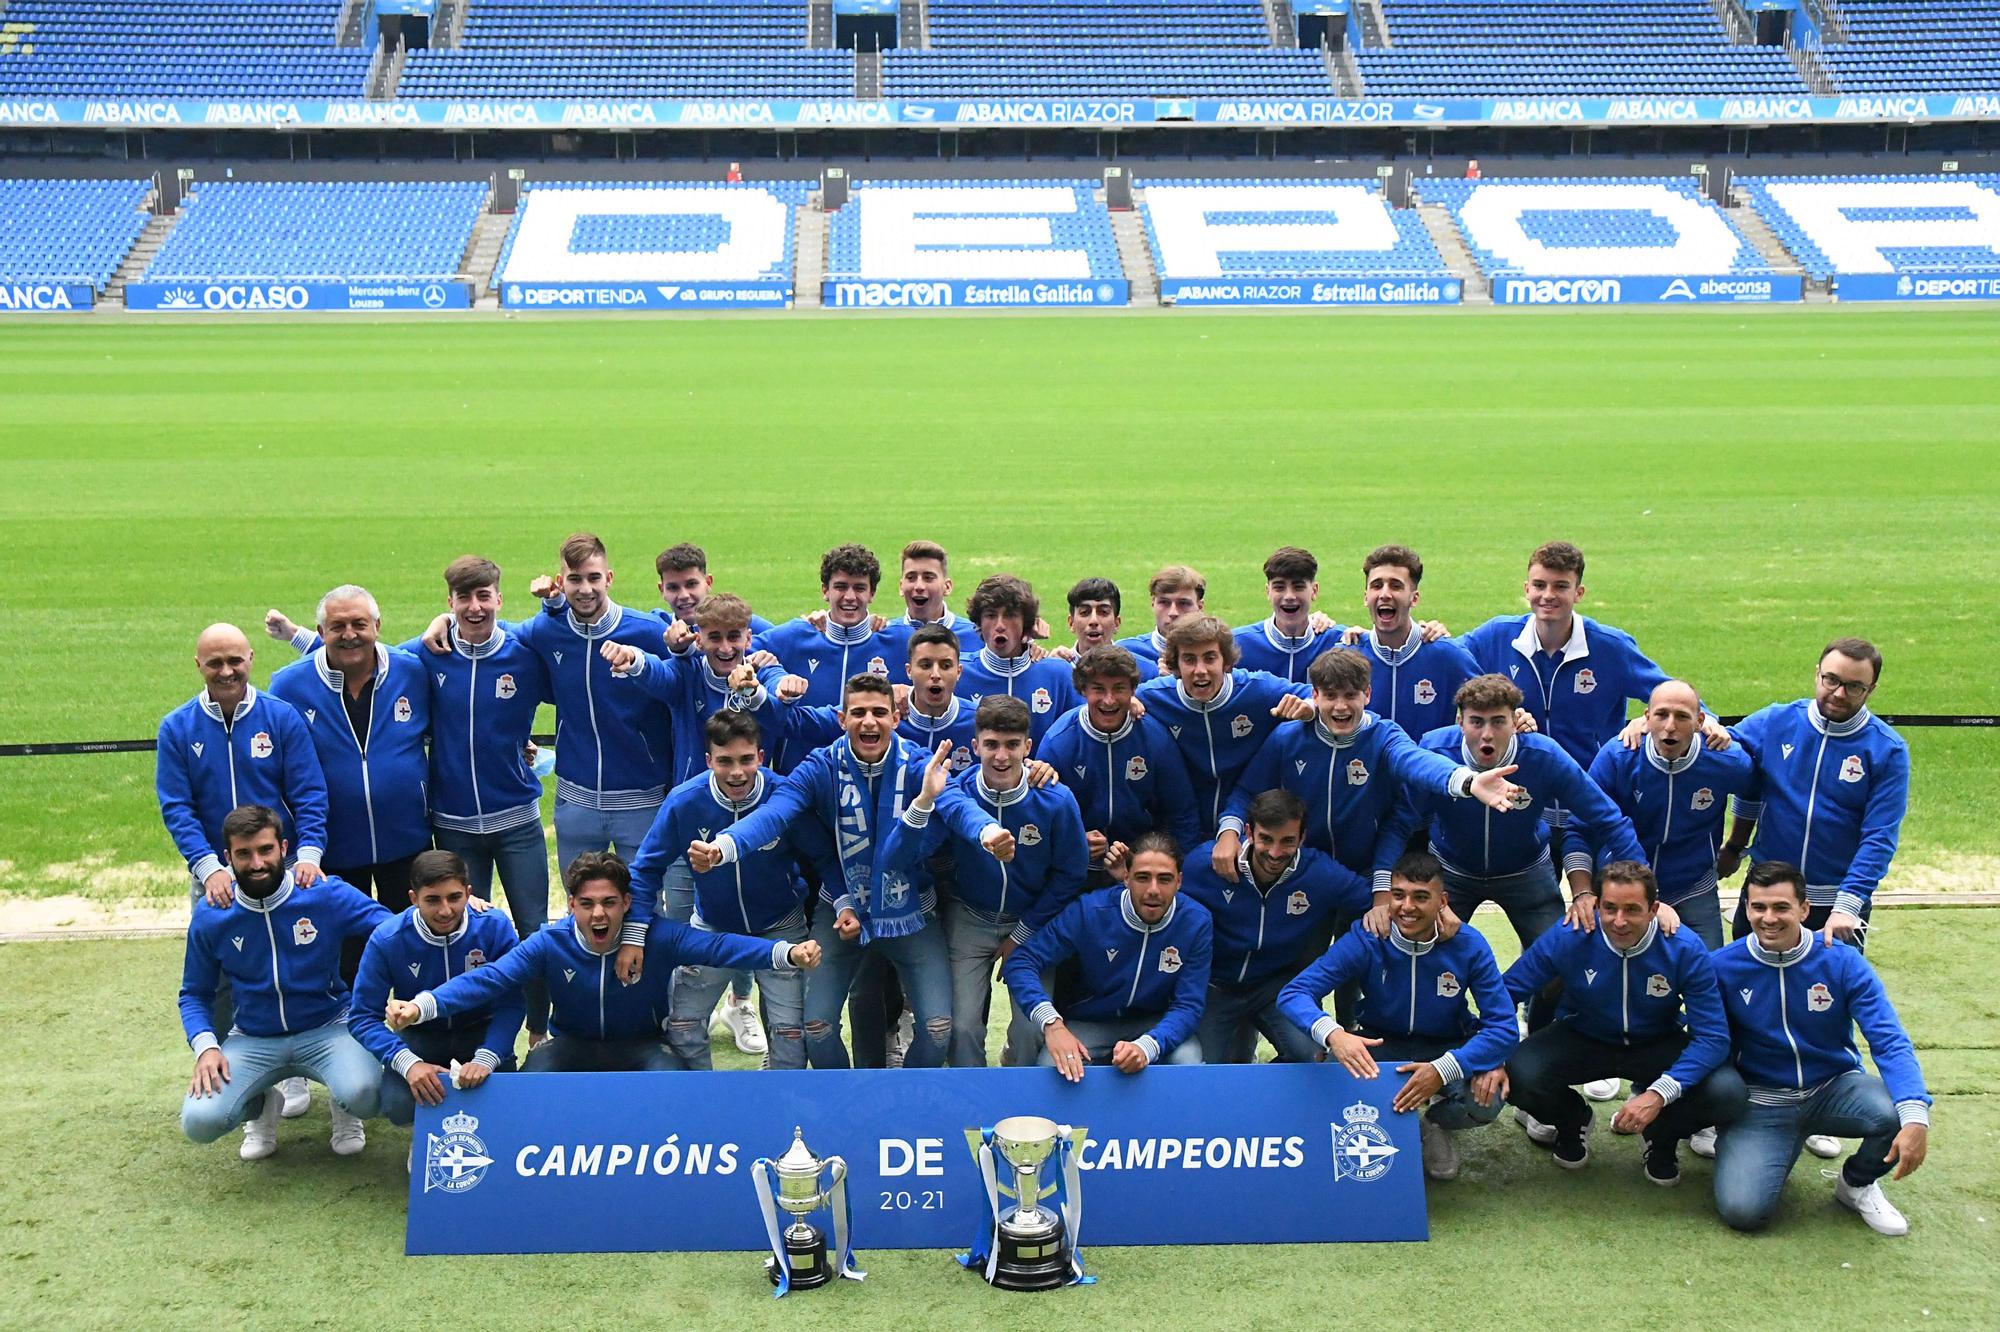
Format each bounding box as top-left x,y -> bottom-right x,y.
124,280 -> 471,312
405,1065 -> 1425,1254
1835,270 -> 2000,301
1491,274 -> 1804,305
0,281 -> 93,312
502,280 -> 791,310
821,278 -> 1129,308
1159,276 -> 1462,306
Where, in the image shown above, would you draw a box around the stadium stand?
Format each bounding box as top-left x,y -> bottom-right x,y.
0,0 -> 372,99
0,177 -> 150,290
142,181 -> 486,281
1138,178 -> 1449,280
1737,174 -> 2000,279
1354,0 -> 1809,97
495,180 -> 809,285
826,179 -> 1121,279
397,0 -> 856,100
1418,177 -> 1774,276
880,0 -> 1335,99
1817,1 -> 2000,96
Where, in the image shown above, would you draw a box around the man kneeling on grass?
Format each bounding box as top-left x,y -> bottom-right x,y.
180,805 -> 388,1160
384,852 -> 820,1072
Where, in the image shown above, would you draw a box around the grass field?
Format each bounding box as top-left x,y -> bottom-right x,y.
1,307 -> 1998,1327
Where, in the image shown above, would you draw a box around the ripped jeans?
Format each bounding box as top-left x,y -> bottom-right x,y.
801,911 -> 954,1069
664,918 -> 809,1070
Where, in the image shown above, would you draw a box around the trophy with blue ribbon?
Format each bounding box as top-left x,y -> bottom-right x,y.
750,1127 -> 864,1297
960,1115 -> 1090,1291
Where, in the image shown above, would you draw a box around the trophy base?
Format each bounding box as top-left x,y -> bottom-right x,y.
989,1211 -> 1070,1292
766,1226 -> 831,1290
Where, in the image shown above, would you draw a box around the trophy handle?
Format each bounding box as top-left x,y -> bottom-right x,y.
824,1155 -> 847,1208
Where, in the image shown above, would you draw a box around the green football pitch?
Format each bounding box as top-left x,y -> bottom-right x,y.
1,308 -> 1997,1328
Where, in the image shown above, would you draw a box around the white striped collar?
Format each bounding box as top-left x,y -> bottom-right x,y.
708,769 -> 767,813
1175,669 -> 1237,713
1606,919 -> 1660,959
1260,617 -> 1317,652
1808,699 -> 1871,738
823,617 -> 873,647
1119,889 -> 1178,933
901,609 -> 960,632
1511,614 -> 1589,664
1080,706 -> 1134,743
1241,846 -> 1301,893
976,646 -> 1034,678
1644,732 -> 1704,775
904,695 -> 963,733
413,907 -> 468,946
450,621 -> 507,660
1367,628 -> 1423,667
569,915 -> 617,956
565,601 -> 624,639
1749,928 -> 1813,968
1314,713 -> 1373,749
313,643 -> 389,693
1388,922 -> 1441,956
976,772 -> 1030,807
196,683 -> 259,723
235,871 -> 296,914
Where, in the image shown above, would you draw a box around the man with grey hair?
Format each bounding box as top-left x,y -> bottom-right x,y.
269,585 -> 434,911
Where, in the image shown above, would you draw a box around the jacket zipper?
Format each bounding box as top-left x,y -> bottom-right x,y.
1778,967 -> 1802,1087
584,628 -> 604,798
1656,768 -> 1675,868
1407,950 -> 1418,1034
1799,729 -> 1831,878
265,910 -> 287,1030
597,951 -> 608,1038
1200,710 -> 1220,827
337,669 -> 382,863
467,652 -> 484,822
1127,925 -> 1152,1008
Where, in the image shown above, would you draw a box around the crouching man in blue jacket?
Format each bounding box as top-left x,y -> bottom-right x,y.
1278,850 -> 1517,1182
1711,860 -> 1930,1236
180,805 -> 390,1160
1001,831 -> 1213,1078
1497,861 -> 1747,1185
385,852 -> 820,1072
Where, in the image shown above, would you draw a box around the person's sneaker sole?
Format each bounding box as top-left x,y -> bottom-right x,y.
1514,1109 -> 1558,1147
278,1077 -> 310,1118
1805,1134 -> 1843,1159
1581,1079 -> 1620,1102
1688,1128 -> 1718,1160
1553,1147 -> 1590,1171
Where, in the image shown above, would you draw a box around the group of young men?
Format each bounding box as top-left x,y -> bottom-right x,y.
163,534 -> 1928,1237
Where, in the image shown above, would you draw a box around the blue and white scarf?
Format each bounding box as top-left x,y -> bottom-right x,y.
835,737 -> 923,942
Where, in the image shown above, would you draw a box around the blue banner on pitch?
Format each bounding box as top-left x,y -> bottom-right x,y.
1836,271 -> 2000,301
406,1065 -> 1426,1255
0,281 -> 93,312
822,278 -> 1128,308
125,280 -> 470,312
1160,275 -> 1462,306
1490,273 -> 1804,305
502,280 -> 791,310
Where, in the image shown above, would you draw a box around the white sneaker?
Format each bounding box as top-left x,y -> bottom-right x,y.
278,1076 -> 310,1118
1806,1134 -> 1842,1159
1419,1118 -> 1460,1181
329,1104 -> 367,1157
1514,1107 -> 1558,1146
714,989 -> 768,1056
239,1089 -> 280,1160
1689,1126 -> 1718,1159
1581,1078 -> 1620,1102
1834,1175 -> 1909,1236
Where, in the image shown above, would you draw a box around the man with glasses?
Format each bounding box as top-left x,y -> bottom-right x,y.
1716,638 -> 1909,952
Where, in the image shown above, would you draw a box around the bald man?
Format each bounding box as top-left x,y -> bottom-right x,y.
158,624 -> 331,1127
1589,681 -> 1757,951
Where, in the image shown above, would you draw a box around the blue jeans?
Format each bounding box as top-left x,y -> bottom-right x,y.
1669,889 -> 1725,952
1038,1015 -> 1203,1066
377,1024 -> 519,1126
1444,858 -> 1564,1029
1199,972 -> 1326,1064
1713,1071 -> 1902,1232
665,919 -> 809,1070
552,799 -> 659,880
521,1034 -> 678,1072
802,911 -> 953,1069
433,819 -> 552,1035
181,1021 -> 381,1143
1361,1032 -> 1504,1132
944,899 -> 1039,1068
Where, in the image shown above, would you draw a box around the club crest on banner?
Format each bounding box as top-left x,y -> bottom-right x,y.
425,1110 -> 494,1195
1330,1101 -> 1397,1183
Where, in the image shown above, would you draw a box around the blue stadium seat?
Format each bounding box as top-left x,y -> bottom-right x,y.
1137,177 -> 1449,281
0,1 -> 371,99
0,176 -> 150,289
1818,1 -> 2000,95
143,181 -> 487,281
1738,173 -> 2000,280
495,179 -> 812,284
1420,177 -> 1774,277
826,179 -> 1122,280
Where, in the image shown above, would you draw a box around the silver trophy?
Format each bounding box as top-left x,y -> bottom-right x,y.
762,1127 -> 845,1290
988,1115 -> 1071,1291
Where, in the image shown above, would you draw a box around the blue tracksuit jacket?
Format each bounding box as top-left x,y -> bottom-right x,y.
515,602 -> 676,811
157,686 -> 328,881
1136,669 -> 1313,837
179,874 -> 390,1047
1588,734 -> 1757,905
1459,614 -> 1671,768
893,769 -> 1089,941
1036,705 -> 1203,853
625,769 -> 829,942
1180,842 -> 1374,988
1405,728 -> 1644,880
1232,618 -> 1345,683
268,645 -> 432,866
350,906 -> 524,1072
1358,630 -> 1481,739
957,648 -> 1082,745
